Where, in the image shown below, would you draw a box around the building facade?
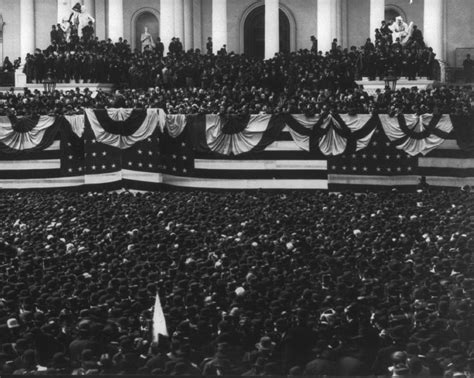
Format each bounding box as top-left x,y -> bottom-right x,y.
0,0 -> 473,68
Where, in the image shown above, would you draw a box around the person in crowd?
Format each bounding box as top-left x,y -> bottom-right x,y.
1,57 -> 14,72
155,37 -> 164,58
463,54 -> 473,83
310,35 -> 318,53
206,37 -> 213,55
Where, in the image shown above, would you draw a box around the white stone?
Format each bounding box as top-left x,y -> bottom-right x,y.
265,0 -> 279,60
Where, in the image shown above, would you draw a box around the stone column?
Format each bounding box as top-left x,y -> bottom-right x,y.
160,0 -> 175,49
212,0 -> 227,54
57,0 -> 71,24
265,0 -> 279,60
317,0 -> 341,53
184,0 -> 194,50
107,0 -> 123,42
370,0 -> 384,42
174,0 -> 185,42
83,0 -> 95,19
21,0 -> 35,59
423,0 -> 444,61
193,0 -> 202,51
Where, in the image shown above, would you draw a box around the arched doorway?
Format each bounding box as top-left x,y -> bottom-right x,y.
385,5 -> 406,22
134,11 -> 159,51
244,6 -> 290,59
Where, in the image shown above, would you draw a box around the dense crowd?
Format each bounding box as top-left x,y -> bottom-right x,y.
0,84 -> 471,117
0,189 -> 472,376
22,18 -> 437,88
0,17 -> 470,117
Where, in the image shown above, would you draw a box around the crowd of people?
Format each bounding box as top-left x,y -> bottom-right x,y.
0,16 -> 469,117
0,12 -> 469,118
0,83 -> 471,117
0,189 -> 472,375
21,17 -> 438,87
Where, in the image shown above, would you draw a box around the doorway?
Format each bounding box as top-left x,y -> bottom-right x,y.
244,6 -> 290,59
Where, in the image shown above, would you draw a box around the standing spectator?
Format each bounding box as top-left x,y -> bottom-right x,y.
410,25 -> 424,47
50,25 -> 59,45
156,37 -> 164,57
82,21 -> 94,43
206,37 -> 213,55
2,57 -> 13,72
463,54 -> 473,83
310,35 -> 318,53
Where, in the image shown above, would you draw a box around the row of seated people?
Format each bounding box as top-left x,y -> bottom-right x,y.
0,84 -> 471,117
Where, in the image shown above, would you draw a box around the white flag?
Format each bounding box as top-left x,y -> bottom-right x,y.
152,293 -> 168,342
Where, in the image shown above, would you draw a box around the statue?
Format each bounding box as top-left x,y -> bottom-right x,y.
69,3 -> 95,38
59,18 -> 72,42
141,26 -> 156,52
389,16 -> 414,45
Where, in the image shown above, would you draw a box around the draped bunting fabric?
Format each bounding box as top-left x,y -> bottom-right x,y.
380,114 -> 454,156
188,114 -> 286,156
83,117 -> 122,184
0,115 -> 60,154
157,109 -> 168,133
320,116 -> 348,156
284,113 -> 376,156
206,114 -> 270,155
165,114 -> 187,138
64,115 -> 85,138
1,110 -> 473,191
84,109 -> 161,149
61,117 -> 85,177
314,114 -> 377,156
283,114 -> 319,152
339,114 -> 377,151
107,108 -> 134,122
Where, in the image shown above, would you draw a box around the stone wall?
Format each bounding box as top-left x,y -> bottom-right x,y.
446,0 -> 474,67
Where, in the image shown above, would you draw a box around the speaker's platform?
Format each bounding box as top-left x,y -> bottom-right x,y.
356,77 -> 435,95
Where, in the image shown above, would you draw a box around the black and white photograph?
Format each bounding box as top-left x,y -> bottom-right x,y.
0,0 -> 472,376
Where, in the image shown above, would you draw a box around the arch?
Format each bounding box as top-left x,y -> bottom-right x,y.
130,7 -> 160,51
239,1 -> 296,56
385,4 -> 407,22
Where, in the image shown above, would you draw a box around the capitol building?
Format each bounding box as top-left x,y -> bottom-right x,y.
0,0 -> 472,70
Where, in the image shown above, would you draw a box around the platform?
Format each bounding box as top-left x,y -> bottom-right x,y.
0,82 -> 115,94
356,78 -> 435,95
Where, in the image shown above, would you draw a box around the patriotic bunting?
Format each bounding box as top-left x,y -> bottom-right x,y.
0,110 -> 472,190
84,109 -> 162,149
165,114 -> 187,138
380,114 -> 454,156
0,115 -> 61,154
283,114 -> 318,152
188,114 -> 285,156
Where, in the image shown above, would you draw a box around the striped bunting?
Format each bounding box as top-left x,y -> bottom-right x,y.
186,121 -> 328,189
0,135 -> 63,182
419,138 -> 474,186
